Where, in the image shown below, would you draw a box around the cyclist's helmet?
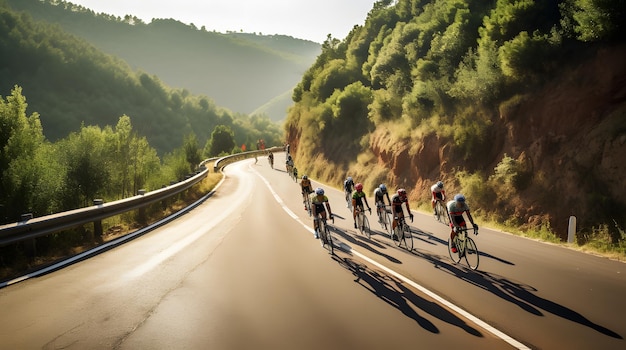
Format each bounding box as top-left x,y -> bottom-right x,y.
398,188 -> 407,198
379,184 -> 387,193
355,183 -> 363,191
347,176 -> 353,182
315,187 -> 325,195
436,181 -> 444,188
454,194 -> 466,202
302,175 -> 308,180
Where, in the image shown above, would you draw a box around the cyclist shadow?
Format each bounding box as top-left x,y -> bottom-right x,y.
333,255 -> 482,336
415,250 -> 622,339
332,228 -> 401,265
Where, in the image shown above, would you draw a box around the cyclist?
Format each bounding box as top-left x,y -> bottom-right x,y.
431,181 -> 446,215
268,151 -> 274,168
373,184 -> 392,223
447,194 -> 478,253
351,183 -> 371,229
391,188 -> 414,232
300,175 -> 313,209
293,166 -> 298,180
311,187 -> 333,239
286,154 -> 294,175
343,176 -> 355,207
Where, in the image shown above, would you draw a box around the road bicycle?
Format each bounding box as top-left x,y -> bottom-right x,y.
434,199 -> 450,225
355,205 -> 371,239
448,225 -> 479,270
291,167 -> 298,182
316,215 -> 334,254
391,215 -> 413,251
376,202 -> 392,234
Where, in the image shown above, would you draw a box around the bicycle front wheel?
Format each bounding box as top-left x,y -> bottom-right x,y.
448,237 -> 461,263
383,211 -> 392,235
325,225 -> 333,254
464,237 -> 479,270
362,215 -> 371,239
392,226 -> 402,247
402,224 -> 413,251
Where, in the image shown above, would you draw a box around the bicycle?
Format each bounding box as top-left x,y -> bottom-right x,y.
355,206 -> 371,239
391,215 -> 413,251
292,167 -> 298,182
376,202 -> 392,234
448,225 -> 479,270
434,199 -> 450,225
316,215 -> 335,254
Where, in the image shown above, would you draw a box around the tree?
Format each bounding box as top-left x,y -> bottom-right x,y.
205,125 -> 235,157
183,133 -> 201,172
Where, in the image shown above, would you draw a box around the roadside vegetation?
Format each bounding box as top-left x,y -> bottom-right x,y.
285,0 -> 626,258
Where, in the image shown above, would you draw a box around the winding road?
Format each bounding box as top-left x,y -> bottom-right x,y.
0,152 -> 624,349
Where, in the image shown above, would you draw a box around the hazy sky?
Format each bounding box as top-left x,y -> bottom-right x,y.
68,0 -> 378,43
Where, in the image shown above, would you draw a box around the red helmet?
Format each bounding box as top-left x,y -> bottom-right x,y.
397,188 -> 407,198
355,183 -> 363,191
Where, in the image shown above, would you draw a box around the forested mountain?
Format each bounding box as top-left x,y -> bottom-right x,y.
0,4 -> 282,154
285,0 -> 626,242
3,0 -> 321,121
0,3 -> 286,224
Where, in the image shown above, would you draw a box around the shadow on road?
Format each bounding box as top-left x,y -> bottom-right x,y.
333,256 -> 483,337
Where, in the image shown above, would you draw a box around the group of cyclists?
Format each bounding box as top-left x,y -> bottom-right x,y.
274,152 -> 478,252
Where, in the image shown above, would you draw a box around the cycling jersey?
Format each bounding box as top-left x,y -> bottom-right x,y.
391,193 -> 407,214
311,195 -> 329,215
374,188 -> 386,201
352,191 -> 366,207
447,200 -> 470,226
344,179 -> 354,193
301,179 -> 312,193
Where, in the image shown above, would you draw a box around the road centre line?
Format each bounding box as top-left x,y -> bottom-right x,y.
251,163 -> 529,350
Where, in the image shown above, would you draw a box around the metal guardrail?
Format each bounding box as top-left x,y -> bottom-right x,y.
0,148 -> 284,247
0,166 -> 209,247
213,147 -> 283,172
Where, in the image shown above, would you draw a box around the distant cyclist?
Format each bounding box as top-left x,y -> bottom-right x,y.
447,194 -> 478,253
343,176 -> 355,207
268,151 -> 274,168
351,183 -> 371,229
391,188 -> 413,232
311,187 -> 333,239
431,181 -> 446,215
374,184 -> 392,223
300,175 -> 313,208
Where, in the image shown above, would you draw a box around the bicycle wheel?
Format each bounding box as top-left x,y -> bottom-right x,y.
325,225 -> 333,254
383,211 -> 392,235
362,215 -> 371,239
464,237 -> 479,270
401,224 -> 413,251
448,237 -> 461,263
306,197 -> 312,217
440,203 -> 450,225
392,225 -> 402,247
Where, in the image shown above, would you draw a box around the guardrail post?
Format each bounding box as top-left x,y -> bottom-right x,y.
137,190 -> 147,225
93,199 -> 104,242
567,216 -> 576,243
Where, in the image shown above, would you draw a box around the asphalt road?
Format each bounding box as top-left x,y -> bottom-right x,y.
0,153 -> 624,349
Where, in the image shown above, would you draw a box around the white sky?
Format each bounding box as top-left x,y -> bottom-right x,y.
68,0 -> 378,43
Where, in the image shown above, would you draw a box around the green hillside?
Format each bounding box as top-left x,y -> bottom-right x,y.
285,0 -> 626,246
3,0 -> 321,120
